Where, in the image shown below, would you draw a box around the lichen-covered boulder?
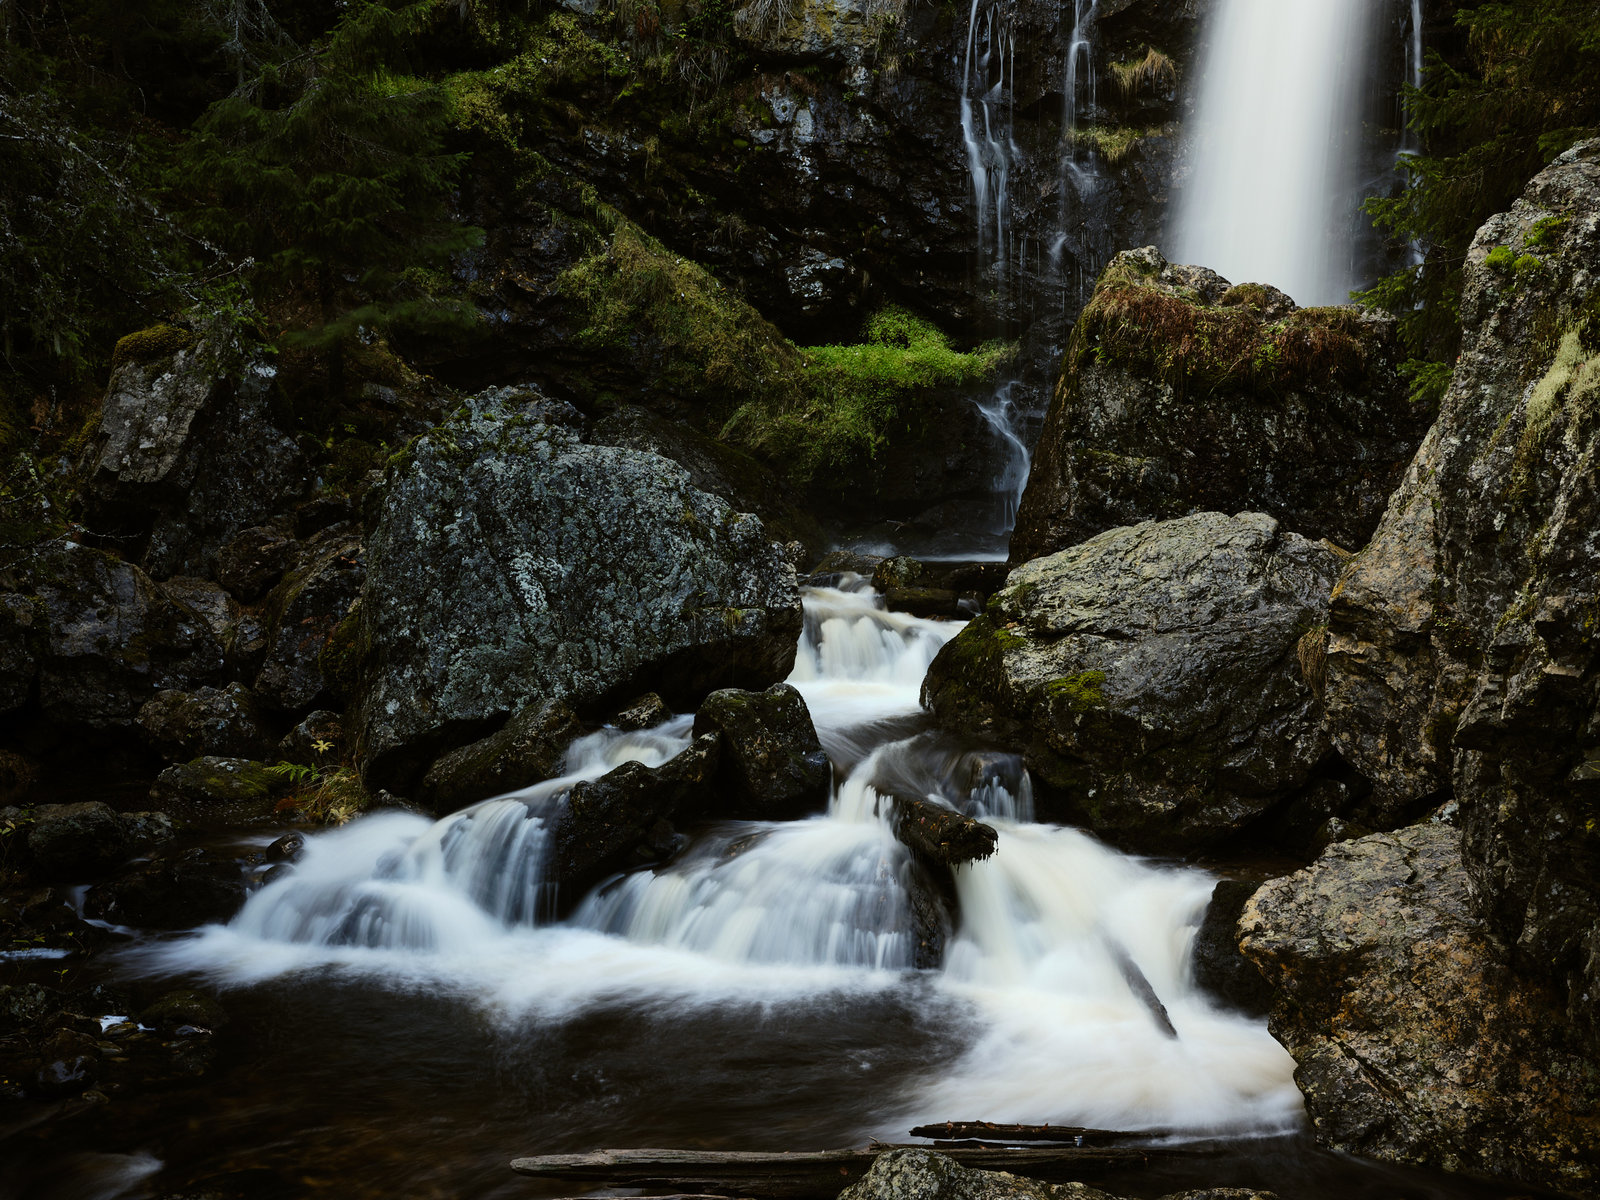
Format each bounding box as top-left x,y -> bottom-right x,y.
1317,140 -> 1600,1044
82,330 -> 306,579
1240,824 -> 1600,1196
691,683 -> 831,820
417,698 -> 582,815
1010,247 -> 1425,565
254,529 -> 364,712
351,387 -> 801,791
837,1149 -> 1120,1200
3,543 -> 224,728
923,512 -> 1340,852
137,683 -> 275,761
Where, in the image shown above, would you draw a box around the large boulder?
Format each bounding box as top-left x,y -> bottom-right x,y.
82,329 -> 307,579
137,683 -> 276,761
1318,140 -> 1600,1040
922,512 -> 1340,852
1240,824 -> 1600,1196
1010,247 -> 1425,565
2,543 -> 224,729
691,684 -> 831,821
351,387 -> 801,792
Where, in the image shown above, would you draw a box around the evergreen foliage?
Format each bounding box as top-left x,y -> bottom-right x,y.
1361,0 -> 1600,369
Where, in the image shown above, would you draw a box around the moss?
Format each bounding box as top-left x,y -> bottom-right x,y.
1045,670 -> 1108,713
1524,215 -> 1569,252
1514,323 -> 1600,493
1070,124 -> 1165,167
319,608 -> 369,703
110,324 -> 194,372
1219,283 -> 1272,312
1485,244 -> 1517,272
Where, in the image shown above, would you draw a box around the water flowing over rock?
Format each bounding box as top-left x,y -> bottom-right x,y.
1010,247 -> 1423,565
1240,824 -> 1600,1197
1319,141 -> 1600,1047
923,512 -> 1340,852
351,387 -> 802,792
417,698 -> 583,815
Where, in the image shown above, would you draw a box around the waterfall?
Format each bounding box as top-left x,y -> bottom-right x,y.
129,580 -> 1301,1134
1170,0 -> 1379,305
1400,0 -> 1425,268
960,0 -> 1018,297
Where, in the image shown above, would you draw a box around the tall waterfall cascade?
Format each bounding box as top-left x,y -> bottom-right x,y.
135,582 -> 1301,1135
1170,0 -> 1380,305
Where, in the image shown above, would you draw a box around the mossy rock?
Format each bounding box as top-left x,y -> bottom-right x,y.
110,324 -> 194,372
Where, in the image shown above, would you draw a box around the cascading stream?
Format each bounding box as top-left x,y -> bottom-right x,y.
131,579 -> 1300,1134
1170,0 -> 1378,305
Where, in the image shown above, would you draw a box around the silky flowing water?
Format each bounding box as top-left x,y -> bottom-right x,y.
41,582 -> 1525,1199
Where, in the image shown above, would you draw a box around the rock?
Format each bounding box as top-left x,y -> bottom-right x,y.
924,512 -> 1341,852
253,530 -> 364,711
148,757 -> 293,823
890,796 -> 998,869
216,526 -> 297,602
0,749 -> 37,805
25,802 -> 131,879
140,989 -> 228,1031
837,1149 -> 1120,1200
1240,824 -> 1600,1196
805,550 -> 884,586
609,693 -> 671,731
691,684 -> 831,820
884,587 -> 967,619
0,592 -> 42,714
417,698 -> 582,815
264,832 -> 304,863
120,811 -> 180,853
86,848 -> 248,929
1189,879 -> 1271,1017
1319,140 -> 1600,1043
277,710 -> 345,767
872,555 -> 925,592
10,543 -> 224,728
82,333 -> 307,579
352,387 -> 801,791
1011,247 -> 1426,564
548,734 -> 722,905
137,684 -> 275,761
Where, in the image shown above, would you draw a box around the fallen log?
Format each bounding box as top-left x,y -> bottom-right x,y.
890,795 -> 998,867
509,1144 -> 1216,1198
908,1122 -> 1166,1144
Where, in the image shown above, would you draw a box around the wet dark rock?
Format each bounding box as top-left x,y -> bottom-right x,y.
418,698 -> 582,815
254,530 -> 364,711
140,988 -> 227,1031
692,684 -> 830,821
25,802 -> 131,879
85,847 -> 248,929
890,796 -> 998,869
1241,824 -> 1600,1196
1318,141 -> 1600,1051
0,982 -> 64,1029
609,693 -> 672,732
148,756 -> 292,823
263,832 -> 304,863
1012,247 -> 1425,565
884,587 -> 965,619
82,334 -> 307,580
872,556 -> 925,592
0,748 -> 37,805
137,683 -> 275,761
277,710 -> 345,767
8,543 -> 224,729
548,733 -> 722,905
217,526 -> 297,602
923,512 -> 1341,853
805,551 -> 885,586
1190,879 -> 1271,1017
120,811 -> 180,853
353,387 -> 801,792
838,1149 -> 1120,1200
0,592 -> 42,715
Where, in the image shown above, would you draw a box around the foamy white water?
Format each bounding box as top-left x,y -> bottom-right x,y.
127,578 -> 1299,1134
1171,0 -> 1378,304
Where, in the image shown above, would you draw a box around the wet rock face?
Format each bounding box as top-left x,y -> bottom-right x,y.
1240,824 -> 1600,1196
923,512 -> 1340,852
418,698 -> 583,815
253,529 -> 364,712
1318,140 -> 1600,1041
352,387 -> 801,792
1011,247 -> 1424,565
692,684 -> 831,821
2,543 -> 224,729
82,333 -> 306,580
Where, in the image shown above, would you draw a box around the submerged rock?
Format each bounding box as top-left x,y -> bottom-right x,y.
418,698 -> 582,815
692,683 -> 831,821
1241,824 -> 1600,1196
1011,247 -> 1424,565
923,512 -> 1340,852
1318,140 -> 1600,1045
548,733 -> 722,904
352,387 -> 801,791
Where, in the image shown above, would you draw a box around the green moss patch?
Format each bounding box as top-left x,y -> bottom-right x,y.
110,324 -> 194,372
1045,670 -> 1108,713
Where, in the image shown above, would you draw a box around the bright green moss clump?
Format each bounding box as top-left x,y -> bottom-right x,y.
110,324 -> 194,372
1045,670 -> 1108,713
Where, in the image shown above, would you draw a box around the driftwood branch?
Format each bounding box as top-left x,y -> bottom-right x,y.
509,1144 -> 1217,1197
907,1122 -> 1167,1144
